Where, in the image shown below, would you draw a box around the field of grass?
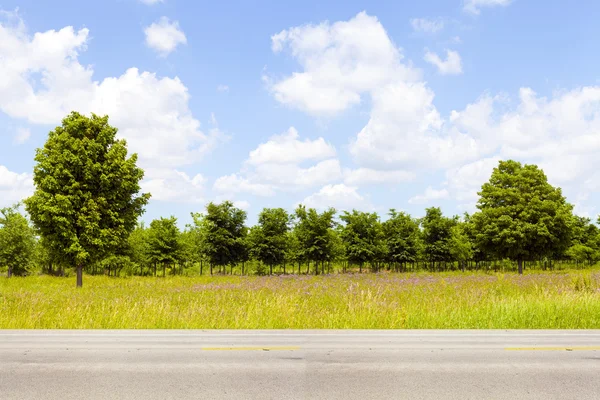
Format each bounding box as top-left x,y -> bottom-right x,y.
1,269 -> 600,329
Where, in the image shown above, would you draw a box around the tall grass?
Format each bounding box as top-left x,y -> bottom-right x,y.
1,270 -> 599,329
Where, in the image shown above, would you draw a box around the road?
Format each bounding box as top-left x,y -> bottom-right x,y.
1,330 -> 599,399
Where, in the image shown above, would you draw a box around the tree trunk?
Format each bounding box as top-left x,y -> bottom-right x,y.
283,262 -> 286,275
163,263 -> 166,277
518,259 -> 523,275
76,264 -> 83,288
210,263 -> 213,276
270,264 -> 273,275
7,266 -> 12,278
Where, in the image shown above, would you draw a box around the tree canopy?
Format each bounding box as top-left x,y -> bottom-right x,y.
24,112 -> 150,286
470,160 -> 574,273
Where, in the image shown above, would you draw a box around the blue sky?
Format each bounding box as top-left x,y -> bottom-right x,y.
1,0 -> 599,226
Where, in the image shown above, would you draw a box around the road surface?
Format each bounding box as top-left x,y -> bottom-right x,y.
1,330 -> 599,399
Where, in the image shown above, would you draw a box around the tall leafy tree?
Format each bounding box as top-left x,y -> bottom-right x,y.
421,207 -> 456,268
249,208 -> 290,274
471,160 -> 573,274
382,210 -> 420,270
339,210 -> 384,272
294,205 -> 336,275
25,112 -> 149,286
128,222 -> 151,275
147,217 -> 181,277
203,201 -> 248,274
0,206 -> 36,277
449,222 -> 474,271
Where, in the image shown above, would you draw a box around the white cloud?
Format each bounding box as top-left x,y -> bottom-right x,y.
343,168 -> 415,185
213,174 -> 275,197
0,14 -> 222,204
12,128 -> 30,144
0,165 -> 33,206
267,11 -> 420,116
247,127 -> 336,165
144,17 -> 186,57
301,184 -> 369,211
139,0 -> 164,4
141,168 -> 205,203
464,0 -> 513,15
233,200 -> 250,210
424,49 -> 463,75
408,187 -> 449,204
410,18 -> 444,34
444,157 -> 500,206
217,85 -> 229,92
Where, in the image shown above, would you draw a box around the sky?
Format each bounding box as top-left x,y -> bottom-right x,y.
1,0 -> 599,226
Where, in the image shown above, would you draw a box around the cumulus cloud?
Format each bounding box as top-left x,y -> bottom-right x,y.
343,168 -> 415,185
213,174 -> 275,197
12,128 -> 30,144
214,127 -> 343,197
267,11 -> 420,117
144,17 -> 187,57
301,184 -> 370,211
0,165 -> 33,207
410,18 -> 444,34
463,0 -> 513,15
424,49 -> 463,75
0,13 -> 222,203
247,127 -> 336,165
408,187 -> 449,204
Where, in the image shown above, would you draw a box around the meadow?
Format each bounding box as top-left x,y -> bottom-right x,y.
1,269 -> 600,329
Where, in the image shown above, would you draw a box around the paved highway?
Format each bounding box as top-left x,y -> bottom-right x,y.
1,330 -> 599,399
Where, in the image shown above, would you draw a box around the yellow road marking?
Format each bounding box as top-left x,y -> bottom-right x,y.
505,346 -> 600,351
202,346 -> 300,351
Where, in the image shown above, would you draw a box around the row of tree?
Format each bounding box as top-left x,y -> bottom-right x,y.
0,112 -> 598,286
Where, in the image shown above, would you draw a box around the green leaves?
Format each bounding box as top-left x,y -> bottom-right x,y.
471,160 -> 574,266
339,210 -> 384,267
0,205 -> 36,276
24,112 -> 150,285
203,201 -> 248,268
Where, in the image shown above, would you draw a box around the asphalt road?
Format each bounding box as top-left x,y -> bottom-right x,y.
1,330 -> 599,399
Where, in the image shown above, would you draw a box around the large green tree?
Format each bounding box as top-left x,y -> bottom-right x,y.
203,201 -> 248,274
339,210 -> 384,272
421,207 -> 456,269
147,217 -> 181,277
471,160 -> 573,274
294,205 -> 336,275
24,112 -> 150,287
249,208 -> 290,274
0,206 -> 36,277
382,210 -> 421,271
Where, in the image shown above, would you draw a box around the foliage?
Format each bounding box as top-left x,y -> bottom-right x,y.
294,205 -> 336,273
470,160 -> 574,272
382,209 -> 420,265
420,207 -> 456,263
0,205 -> 36,276
339,210 -> 384,269
147,217 -> 181,274
24,112 -> 150,286
203,201 -> 248,271
249,208 -> 290,273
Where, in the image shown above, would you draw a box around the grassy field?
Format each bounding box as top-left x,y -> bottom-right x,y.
1,270 -> 599,329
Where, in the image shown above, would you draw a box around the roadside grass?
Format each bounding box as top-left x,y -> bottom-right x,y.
1,269 -> 599,329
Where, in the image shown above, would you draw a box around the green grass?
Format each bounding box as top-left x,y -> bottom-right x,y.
1,270 -> 599,329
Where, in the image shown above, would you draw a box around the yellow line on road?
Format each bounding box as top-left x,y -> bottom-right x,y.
505,346 -> 600,351
202,346 -> 300,351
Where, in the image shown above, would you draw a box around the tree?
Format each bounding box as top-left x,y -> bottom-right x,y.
449,222 -> 474,272
203,201 -> 248,274
249,208 -> 290,274
0,205 -> 36,277
471,160 -> 573,274
128,223 -> 151,276
382,210 -> 420,271
339,210 -> 384,272
147,217 -> 181,277
25,112 -> 150,287
421,207 -> 456,269
294,205 -> 336,275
